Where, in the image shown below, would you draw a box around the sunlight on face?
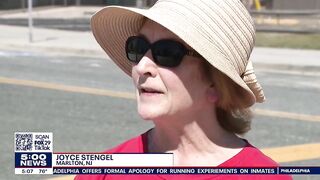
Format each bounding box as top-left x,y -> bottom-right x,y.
131,20 -> 213,122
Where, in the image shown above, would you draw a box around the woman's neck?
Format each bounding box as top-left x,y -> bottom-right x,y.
148,112 -> 246,166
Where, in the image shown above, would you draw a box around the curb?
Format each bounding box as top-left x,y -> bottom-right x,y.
254,63 -> 320,75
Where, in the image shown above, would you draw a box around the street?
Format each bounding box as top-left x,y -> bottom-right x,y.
0,50 -> 319,180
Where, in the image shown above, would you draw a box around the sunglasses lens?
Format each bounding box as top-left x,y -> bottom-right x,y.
125,36 -> 188,67
126,37 -> 149,63
152,40 -> 185,67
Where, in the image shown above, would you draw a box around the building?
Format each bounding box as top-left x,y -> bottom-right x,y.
0,0 -> 157,10
272,0 -> 320,10
1,0 -> 320,10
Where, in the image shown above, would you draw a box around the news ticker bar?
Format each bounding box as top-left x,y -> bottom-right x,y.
15,167 -> 320,175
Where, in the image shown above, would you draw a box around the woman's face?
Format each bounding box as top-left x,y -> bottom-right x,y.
131,20 -> 214,121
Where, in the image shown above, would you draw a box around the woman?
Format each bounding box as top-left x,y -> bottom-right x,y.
76,0 -> 292,179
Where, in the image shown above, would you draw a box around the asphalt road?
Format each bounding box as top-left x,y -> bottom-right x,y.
0,50 -> 319,180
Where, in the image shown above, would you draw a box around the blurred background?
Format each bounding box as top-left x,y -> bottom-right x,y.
0,0 -> 319,180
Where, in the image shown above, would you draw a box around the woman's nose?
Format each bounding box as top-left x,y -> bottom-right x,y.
135,50 -> 157,77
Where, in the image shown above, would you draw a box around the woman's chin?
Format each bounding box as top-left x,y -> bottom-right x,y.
138,108 -> 167,121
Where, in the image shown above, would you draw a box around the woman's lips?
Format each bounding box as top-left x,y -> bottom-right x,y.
139,87 -> 164,96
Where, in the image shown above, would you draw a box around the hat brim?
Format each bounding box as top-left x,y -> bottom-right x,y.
91,6 -> 256,107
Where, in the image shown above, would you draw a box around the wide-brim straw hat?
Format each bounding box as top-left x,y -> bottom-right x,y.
91,0 -> 265,107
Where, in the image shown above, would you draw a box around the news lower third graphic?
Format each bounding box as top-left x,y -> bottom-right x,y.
15,132 -> 53,174
14,132 -> 320,175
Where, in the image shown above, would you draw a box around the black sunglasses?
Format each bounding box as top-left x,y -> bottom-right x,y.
125,36 -> 201,67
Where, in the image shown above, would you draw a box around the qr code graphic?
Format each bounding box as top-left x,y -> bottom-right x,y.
15,133 -> 33,151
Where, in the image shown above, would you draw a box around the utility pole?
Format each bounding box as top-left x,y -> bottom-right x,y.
76,0 -> 81,6
136,0 -> 145,8
28,0 -> 33,43
21,0 -> 25,9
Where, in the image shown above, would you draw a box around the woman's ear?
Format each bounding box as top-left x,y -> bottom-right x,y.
207,85 -> 219,103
